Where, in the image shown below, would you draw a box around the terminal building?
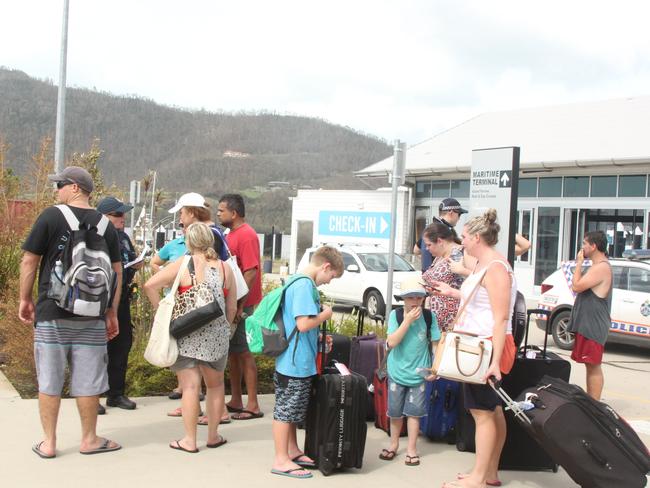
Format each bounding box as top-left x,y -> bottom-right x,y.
290,96 -> 650,299
355,96 -> 650,297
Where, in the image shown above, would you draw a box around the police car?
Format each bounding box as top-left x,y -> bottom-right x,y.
536,249 -> 650,350
297,244 -> 421,317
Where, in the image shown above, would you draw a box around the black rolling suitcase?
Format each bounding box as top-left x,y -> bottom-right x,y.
494,376 -> 650,488
456,308 -> 571,473
497,308 -> 571,471
304,323 -> 368,476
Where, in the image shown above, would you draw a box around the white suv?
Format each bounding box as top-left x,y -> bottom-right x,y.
536,250 -> 650,350
297,244 -> 421,317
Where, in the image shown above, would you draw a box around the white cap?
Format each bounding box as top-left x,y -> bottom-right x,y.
168,192 -> 207,213
396,275 -> 427,299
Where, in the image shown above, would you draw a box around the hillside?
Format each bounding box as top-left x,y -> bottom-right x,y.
0,68 -> 391,230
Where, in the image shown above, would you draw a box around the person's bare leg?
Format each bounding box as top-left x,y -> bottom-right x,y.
458,409 -> 496,488
406,416 -> 420,458
241,351 -> 259,412
227,352 -> 244,409
77,395 -> 120,451
36,393 -> 61,456
286,421 -> 314,464
200,366 -> 225,446
387,417 -> 402,453
272,420 -> 310,476
585,363 -> 604,401
175,367 -> 201,451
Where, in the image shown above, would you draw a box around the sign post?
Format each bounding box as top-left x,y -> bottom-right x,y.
386,140 -> 406,321
469,147 -> 520,265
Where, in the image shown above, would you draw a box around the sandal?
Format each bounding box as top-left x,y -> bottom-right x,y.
379,448 -> 397,461
405,454 -> 420,466
457,473 -> 502,486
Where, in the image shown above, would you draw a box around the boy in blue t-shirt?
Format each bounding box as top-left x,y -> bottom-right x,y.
271,246 -> 344,479
379,276 -> 440,467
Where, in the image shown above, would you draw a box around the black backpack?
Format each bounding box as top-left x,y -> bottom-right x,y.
47,205 -> 116,317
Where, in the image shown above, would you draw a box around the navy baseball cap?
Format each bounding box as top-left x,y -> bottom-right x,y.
96,196 -> 134,214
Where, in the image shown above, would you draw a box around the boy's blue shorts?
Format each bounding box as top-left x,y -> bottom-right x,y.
273,371 -> 314,424
387,378 -> 427,418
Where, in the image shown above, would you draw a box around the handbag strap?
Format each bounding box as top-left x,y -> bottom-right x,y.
169,255 -> 191,297
448,267 -> 487,332
449,259 -> 512,332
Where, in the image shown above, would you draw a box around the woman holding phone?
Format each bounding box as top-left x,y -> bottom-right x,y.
421,220 -> 464,331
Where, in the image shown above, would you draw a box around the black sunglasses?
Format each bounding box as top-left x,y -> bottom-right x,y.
108,212 -> 125,217
56,180 -> 74,189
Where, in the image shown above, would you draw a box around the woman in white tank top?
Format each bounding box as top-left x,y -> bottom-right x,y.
429,209 -> 514,488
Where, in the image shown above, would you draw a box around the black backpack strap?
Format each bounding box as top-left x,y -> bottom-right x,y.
187,256 -> 197,285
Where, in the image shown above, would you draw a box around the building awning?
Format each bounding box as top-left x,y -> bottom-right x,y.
356,96 -> 650,178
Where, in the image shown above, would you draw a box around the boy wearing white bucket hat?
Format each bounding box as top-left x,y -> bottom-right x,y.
379,275 -> 440,466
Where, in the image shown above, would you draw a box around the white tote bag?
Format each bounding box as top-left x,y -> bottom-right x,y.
431,331 -> 493,384
221,238 -> 249,300
431,267 -> 493,384
144,255 -> 190,367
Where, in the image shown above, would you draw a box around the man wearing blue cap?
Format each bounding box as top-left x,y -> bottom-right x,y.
97,196 -> 142,411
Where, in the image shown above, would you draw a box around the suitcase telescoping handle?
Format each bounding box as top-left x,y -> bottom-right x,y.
523,309 -> 552,358
356,306 -> 367,337
320,317 -> 328,373
488,376 -> 532,425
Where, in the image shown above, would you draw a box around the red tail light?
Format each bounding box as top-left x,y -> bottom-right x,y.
541,284 -> 554,294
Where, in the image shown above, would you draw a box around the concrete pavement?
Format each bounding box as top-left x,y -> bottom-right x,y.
0,325 -> 648,488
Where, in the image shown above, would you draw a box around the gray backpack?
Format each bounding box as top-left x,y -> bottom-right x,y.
47,205 -> 116,317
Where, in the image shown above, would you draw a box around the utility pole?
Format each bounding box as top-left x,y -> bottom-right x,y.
54,0 -> 70,174
385,140 -> 406,321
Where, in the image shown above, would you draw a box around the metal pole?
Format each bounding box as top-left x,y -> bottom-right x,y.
53,0 -> 70,174
150,170 -> 157,225
385,140 -> 406,321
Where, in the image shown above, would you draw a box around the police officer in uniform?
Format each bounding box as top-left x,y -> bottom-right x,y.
97,197 -> 142,411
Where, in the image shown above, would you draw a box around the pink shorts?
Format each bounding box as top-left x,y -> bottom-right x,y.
571,333 -> 604,365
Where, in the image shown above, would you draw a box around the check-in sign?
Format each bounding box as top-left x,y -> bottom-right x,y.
318,211 -> 391,238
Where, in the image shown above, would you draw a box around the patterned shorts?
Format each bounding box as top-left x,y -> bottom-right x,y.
273,371 -> 315,424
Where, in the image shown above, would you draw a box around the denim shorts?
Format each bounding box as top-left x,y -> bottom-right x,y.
387,378 -> 427,418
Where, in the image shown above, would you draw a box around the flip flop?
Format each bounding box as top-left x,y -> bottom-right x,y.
457,474 -> 502,486
32,441 -> 55,459
80,438 -> 122,455
405,454 -> 420,466
226,404 -> 243,413
231,409 -> 264,420
379,448 -> 396,461
197,416 -> 231,426
270,468 -> 313,479
206,436 -> 228,449
167,407 -> 204,417
169,440 -> 198,453
292,455 -> 316,468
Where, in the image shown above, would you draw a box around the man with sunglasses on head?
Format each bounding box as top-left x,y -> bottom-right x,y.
20,166 -> 123,458
413,198 -> 467,272
96,196 -> 142,412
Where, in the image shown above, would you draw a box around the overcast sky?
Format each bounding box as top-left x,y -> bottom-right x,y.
2,0 -> 650,143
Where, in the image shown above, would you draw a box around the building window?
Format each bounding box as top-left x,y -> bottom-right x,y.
519,178 -> 537,197
618,175 -> 647,197
563,176 -> 589,197
538,177 -> 562,197
432,180 -> 450,198
535,207 -> 561,285
450,179 -> 470,198
415,181 -> 431,198
516,209 -> 533,262
591,176 -> 617,197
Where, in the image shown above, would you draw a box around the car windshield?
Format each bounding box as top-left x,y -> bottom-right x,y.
357,253 -> 414,272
